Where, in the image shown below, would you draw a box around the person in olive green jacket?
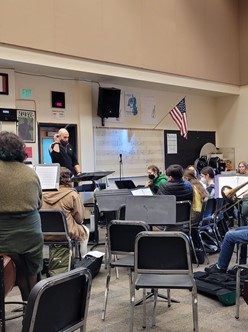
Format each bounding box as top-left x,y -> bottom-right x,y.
146,164 -> 167,194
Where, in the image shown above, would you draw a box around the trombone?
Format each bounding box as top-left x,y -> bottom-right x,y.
214,180 -> 248,221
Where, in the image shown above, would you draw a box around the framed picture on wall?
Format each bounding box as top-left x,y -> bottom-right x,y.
17,110 -> 36,143
0,73 -> 9,95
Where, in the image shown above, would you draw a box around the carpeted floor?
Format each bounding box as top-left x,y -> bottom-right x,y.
4,228 -> 248,332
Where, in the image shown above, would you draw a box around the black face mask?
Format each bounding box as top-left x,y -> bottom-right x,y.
148,174 -> 155,180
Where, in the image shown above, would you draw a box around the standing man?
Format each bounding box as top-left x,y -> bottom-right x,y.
49,128 -> 81,176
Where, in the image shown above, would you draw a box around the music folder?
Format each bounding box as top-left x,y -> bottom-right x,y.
115,180 -> 136,189
28,163 -> 60,191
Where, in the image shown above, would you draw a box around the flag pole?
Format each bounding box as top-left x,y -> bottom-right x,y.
153,112 -> 170,130
153,96 -> 187,130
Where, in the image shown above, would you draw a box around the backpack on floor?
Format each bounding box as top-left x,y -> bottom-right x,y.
194,270 -> 248,306
48,244 -> 72,276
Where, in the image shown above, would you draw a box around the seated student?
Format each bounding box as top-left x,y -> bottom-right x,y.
200,166 -> 215,198
42,167 -> 89,256
145,164 -> 167,194
237,161 -> 248,174
0,131 -> 43,301
183,169 -> 209,226
157,164 -> 193,201
185,164 -> 200,179
205,226 -> 248,274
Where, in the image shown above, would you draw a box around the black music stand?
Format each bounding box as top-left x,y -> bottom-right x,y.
93,189 -> 131,251
124,195 -> 179,305
72,171 -> 115,247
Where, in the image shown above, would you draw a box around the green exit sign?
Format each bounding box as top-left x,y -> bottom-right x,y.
21,88 -> 32,99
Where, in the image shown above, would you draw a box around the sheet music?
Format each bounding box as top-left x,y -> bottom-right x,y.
215,175 -> 248,198
35,164 -> 60,190
131,188 -> 153,196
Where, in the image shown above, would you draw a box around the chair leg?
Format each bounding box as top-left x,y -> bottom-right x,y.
114,255 -> 119,279
127,269 -> 133,302
198,232 -> 210,264
142,288 -> 146,329
129,284 -> 135,332
152,289 -> 158,327
0,256 -> 5,332
104,231 -> 108,269
102,269 -> 111,321
189,235 -> 199,267
235,268 -> 241,319
192,285 -> 198,332
167,288 -> 171,307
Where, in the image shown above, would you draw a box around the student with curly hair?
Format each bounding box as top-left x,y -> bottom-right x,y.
0,131 -> 43,301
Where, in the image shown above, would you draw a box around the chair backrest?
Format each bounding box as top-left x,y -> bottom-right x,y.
108,220 -> 150,255
203,197 -> 216,219
22,267 -> 92,332
175,200 -> 192,225
39,209 -> 72,246
135,231 -> 192,275
124,195 -> 176,225
198,197 -> 216,226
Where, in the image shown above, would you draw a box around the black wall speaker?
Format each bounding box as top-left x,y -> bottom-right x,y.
97,87 -> 121,118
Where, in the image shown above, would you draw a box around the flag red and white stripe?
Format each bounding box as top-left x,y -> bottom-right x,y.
169,98 -> 188,139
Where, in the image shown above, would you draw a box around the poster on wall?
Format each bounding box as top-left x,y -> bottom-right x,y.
124,91 -> 139,117
140,96 -> 157,125
17,110 -> 36,142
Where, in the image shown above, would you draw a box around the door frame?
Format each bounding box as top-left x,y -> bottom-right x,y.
38,123 -> 78,164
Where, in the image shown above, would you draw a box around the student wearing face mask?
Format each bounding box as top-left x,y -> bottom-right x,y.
146,165 -> 167,194
200,166 -> 215,198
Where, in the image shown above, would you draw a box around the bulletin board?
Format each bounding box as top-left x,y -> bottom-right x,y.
94,127 -> 164,178
164,130 -> 216,168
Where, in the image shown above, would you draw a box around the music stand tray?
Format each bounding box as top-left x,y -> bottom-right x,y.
125,195 -> 176,225
73,171 -> 115,182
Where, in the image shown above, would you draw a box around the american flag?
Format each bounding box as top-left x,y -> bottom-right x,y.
169,98 -> 188,139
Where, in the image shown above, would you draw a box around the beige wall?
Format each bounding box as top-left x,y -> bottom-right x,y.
1,1 -> 248,172
0,70 -> 219,171
216,91 -> 247,168
0,0 -> 240,85
239,0 -> 248,85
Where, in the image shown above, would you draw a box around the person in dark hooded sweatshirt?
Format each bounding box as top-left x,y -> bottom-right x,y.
157,164 -> 193,201
42,167 -> 89,255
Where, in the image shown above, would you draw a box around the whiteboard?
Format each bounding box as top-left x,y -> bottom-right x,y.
94,127 -> 164,178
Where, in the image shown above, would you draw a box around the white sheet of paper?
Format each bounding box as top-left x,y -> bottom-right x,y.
36,165 -> 59,190
131,188 -> 153,196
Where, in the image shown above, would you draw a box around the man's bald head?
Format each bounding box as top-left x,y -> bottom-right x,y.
58,128 -> 69,145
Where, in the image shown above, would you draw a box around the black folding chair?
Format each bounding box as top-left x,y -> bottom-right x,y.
102,220 -> 149,321
39,209 -> 75,274
94,189 -> 130,266
22,267 -> 92,332
130,231 -> 198,331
